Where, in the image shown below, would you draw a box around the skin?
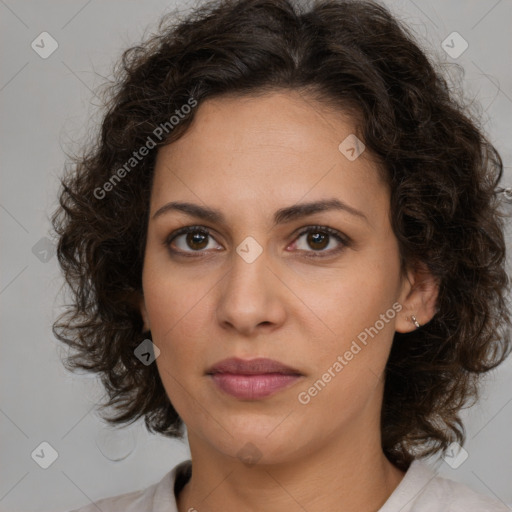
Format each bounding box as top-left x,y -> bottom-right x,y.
139,90 -> 439,512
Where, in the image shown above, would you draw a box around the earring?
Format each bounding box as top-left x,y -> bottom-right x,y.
411,315 -> 421,328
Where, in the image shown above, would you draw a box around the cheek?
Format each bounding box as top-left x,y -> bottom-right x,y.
142,253 -> 212,336
295,277 -> 397,422
304,259 -> 399,376
314,261 -> 396,329
143,273 -> 209,416
141,267 -> 199,382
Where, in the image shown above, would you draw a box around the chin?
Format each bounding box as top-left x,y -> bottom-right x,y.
205,420 -> 311,466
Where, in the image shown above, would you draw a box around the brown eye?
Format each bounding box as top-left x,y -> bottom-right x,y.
165,224 -> 350,259
292,225 -> 350,257
166,227 -> 221,255
306,231 -> 329,251
185,231 -> 209,250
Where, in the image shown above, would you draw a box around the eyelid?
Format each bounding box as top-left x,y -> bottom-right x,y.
164,224 -> 351,257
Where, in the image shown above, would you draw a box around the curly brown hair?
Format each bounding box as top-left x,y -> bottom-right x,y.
52,0 -> 511,471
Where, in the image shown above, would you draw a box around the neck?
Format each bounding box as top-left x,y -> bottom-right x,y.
177,424 -> 406,512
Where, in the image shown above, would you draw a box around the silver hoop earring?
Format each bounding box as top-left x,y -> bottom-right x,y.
411,315 -> 421,328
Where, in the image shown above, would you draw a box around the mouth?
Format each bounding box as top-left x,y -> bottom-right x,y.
208,373 -> 303,400
206,357 -> 302,375
206,357 -> 304,400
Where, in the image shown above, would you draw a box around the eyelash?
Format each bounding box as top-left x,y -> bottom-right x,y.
164,225 -> 351,259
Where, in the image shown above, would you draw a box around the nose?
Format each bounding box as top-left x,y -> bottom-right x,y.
215,245 -> 287,337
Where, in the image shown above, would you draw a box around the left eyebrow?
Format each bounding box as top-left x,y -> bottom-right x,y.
152,198 -> 369,226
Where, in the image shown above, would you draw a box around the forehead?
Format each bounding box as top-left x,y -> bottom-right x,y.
150,91 -> 388,223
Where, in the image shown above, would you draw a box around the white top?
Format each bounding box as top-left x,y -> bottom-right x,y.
67,459 -> 510,512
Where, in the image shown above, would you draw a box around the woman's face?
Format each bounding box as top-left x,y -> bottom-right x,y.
141,90 -> 418,464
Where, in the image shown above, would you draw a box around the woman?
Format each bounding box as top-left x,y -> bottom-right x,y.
53,0 -> 512,510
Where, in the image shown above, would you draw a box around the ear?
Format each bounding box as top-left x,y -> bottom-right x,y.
395,260 -> 439,333
138,294 -> 151,332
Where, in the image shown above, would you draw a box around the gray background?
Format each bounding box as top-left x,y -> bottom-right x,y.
1,0 -> 511,511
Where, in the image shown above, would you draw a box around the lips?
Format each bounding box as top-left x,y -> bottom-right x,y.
206,357 -> 302,376
206,357 -> 304,400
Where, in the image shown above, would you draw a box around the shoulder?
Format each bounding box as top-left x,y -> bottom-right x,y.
64,460 -> 191,512
66,483 -> 159,512
409,461 -> 510,512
